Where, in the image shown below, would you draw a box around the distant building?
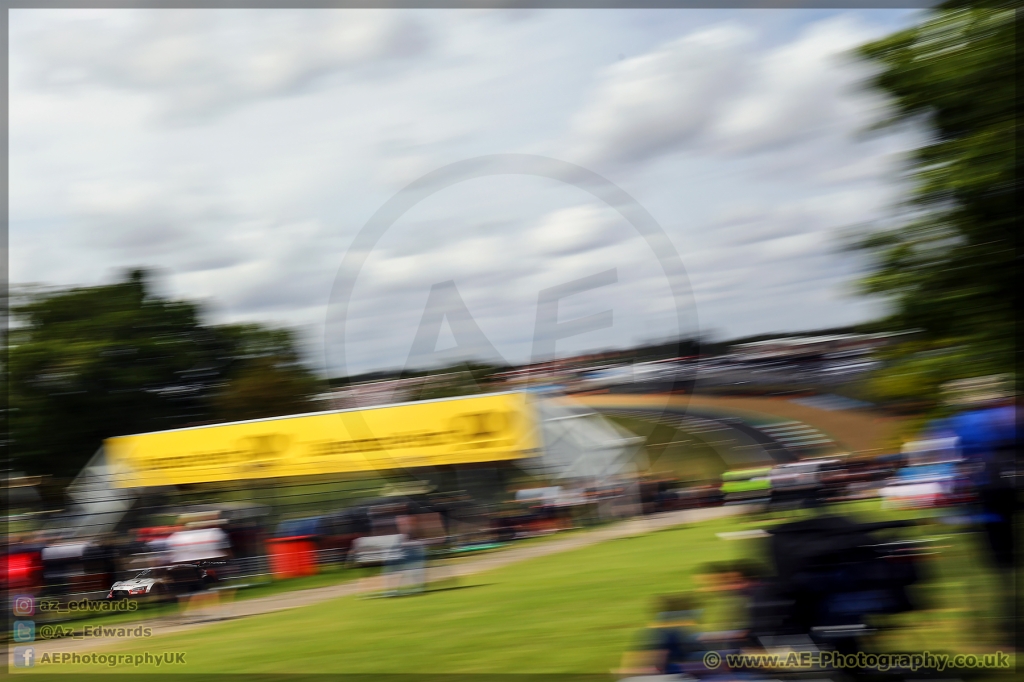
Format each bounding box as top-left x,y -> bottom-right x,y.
314,376 -> 429,409
730,333 -> 896,362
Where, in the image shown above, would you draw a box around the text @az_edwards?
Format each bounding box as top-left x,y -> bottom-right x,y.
37,623 -> 152,639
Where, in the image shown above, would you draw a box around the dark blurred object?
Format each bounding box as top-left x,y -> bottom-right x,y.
639,475 -> 688,514
40,541 -> 117,601
208,324 -> 323,423
824,457 -> 893,503
9,269 -> 322,478
752,514 -> 927,656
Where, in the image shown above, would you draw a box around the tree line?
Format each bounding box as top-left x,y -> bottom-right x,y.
7,269 -> 323,478
852,1 -> 1017,413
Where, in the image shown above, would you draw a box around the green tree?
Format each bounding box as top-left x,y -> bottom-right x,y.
853,2 -> 1018,410
8,270 -> 322,478
211,324 -> 322,422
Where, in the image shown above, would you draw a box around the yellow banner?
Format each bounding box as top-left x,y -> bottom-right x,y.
105,392 -> 539,488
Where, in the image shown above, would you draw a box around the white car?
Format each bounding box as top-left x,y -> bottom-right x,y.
107,564 -> 215,600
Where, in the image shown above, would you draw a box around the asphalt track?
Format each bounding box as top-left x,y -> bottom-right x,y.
20,504 -> 749,660
592,402 -> 801,464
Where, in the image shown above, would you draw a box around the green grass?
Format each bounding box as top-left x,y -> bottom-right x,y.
26,525 -> 592,635
24,563 -> 379,632
28,502 -> 1019,675
32,515 -> 751,674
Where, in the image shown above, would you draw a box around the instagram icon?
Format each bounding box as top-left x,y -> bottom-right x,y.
12,595 -> 35,616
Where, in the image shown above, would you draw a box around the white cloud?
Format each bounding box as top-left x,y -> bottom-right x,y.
67,177 -> 229,255
712,17 -> 884,154
567,24 -> 751,166
10,9 -> 920,374
566,15 -> 895,169
526,205 -> 628,257
19,9 -> 431,123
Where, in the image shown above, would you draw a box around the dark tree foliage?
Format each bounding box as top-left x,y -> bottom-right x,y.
211,324 -> 323,422
8,270 -> 322,478
853,2 -> 1018,408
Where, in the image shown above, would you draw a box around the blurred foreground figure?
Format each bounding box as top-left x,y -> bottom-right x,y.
930,376 -> 1018,646
394,505 -> 427,595
618,594 -> 704,677
756,514 -> 924,656
938,376 -> 1017,567
380,502 -> 443,597
694,561 -> 767,651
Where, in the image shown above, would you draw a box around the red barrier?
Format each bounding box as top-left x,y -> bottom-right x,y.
266,538 -> 318,579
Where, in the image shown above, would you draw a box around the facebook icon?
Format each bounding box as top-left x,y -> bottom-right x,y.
13,646 -> 35,668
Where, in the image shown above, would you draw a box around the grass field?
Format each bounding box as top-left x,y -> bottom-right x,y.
25,528 -> 591,634
26,514 -> 747,674
25,500 -> 1017,676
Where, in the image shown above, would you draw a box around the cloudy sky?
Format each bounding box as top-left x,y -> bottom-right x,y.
10,9 -> 924,377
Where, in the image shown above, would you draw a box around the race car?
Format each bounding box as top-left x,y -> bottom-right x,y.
107,563 -> 216,600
